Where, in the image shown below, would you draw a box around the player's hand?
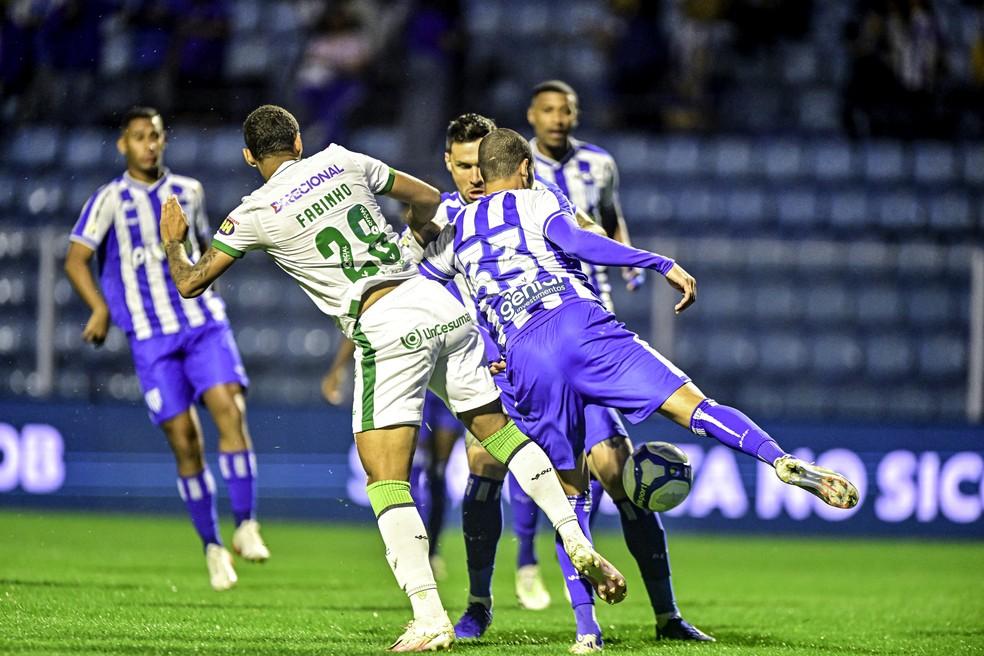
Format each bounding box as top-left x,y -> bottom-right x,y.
82,307 -> 110,346
160,195 -> 189,244
489,359 -> 507,376
623,267 -> 646,292
664,263 -> 696,314
321,367 -> 348,405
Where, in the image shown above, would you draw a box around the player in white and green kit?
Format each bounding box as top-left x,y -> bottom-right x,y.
159,105 -> 627,652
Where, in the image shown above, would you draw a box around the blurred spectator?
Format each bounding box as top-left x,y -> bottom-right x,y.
0,1 -> 42,123
607,0 -> 670,130
294,1 -> 375,149
399,0 -> 463,165
172,0 -> 231,118
123,0 -> 178,113
842,0 -> 951,138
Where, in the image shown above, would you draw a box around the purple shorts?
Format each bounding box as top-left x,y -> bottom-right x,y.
419,390 -> 464,445
504,300 -> 689,470
129,321 -> 249,425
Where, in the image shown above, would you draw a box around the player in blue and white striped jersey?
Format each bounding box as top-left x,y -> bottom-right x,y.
64,107 -> 269,592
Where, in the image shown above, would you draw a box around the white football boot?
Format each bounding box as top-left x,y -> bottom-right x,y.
232,519 -> 270,562
774,455 -> 860,509
570,633 -> 603,654
562,539 -> 627,605
388,612 -> 455,652
515,564 -> 551,610
205,544 -> 238,591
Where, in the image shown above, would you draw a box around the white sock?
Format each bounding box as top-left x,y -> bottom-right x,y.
506,442 -> 582,543
377,506 -> 446,620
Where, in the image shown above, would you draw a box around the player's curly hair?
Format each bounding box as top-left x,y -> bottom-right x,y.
120,106 -> 161,131
478,128 -> 532,183
445,113 -> 496,152
243,105 -> 300,160
530,79 -> 578,103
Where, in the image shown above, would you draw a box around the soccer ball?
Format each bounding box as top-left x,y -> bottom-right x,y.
622,441 -> 693,512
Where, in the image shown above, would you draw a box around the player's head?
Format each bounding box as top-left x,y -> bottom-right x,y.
242,104 -> 302,174
444,113 -> 496,201
527,80 -> 579,150
478,128 -> 534,190
117,106 -> 165,178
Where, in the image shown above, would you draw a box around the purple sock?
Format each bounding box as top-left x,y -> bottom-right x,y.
690,399 -> 787,464
555,493 -> 599,637
462,474 -> 503,598
587,478 -> 604,530
508,473 -> 539,567
177,469 -> 221,548
617,500 -> 678,616
218,450 -> 257,527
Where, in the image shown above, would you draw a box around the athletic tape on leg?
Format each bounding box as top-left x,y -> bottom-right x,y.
479,420 -> 530,464
367,480 -> 415,517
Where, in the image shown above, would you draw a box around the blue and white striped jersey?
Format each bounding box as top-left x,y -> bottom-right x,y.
419,186 -> 599,349
531,136 -> 620,311
70,170 -> 227,341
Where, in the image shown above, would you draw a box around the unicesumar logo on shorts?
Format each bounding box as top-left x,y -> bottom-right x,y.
399,313 -> 471,350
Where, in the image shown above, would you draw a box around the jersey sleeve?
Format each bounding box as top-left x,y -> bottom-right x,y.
338,145 -> 396,195
70,185 -> 116,249
210,203 -> 264,259
418,224 -> 457,283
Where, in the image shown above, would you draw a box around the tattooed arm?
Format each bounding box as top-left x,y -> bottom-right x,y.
161,195 -> 236,298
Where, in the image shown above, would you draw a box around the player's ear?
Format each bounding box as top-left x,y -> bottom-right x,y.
242,148 -> 258,168
526,105 -> 536,127
294,133 -> 303,157
444,151 -> 452,174
116,132 -> 127,157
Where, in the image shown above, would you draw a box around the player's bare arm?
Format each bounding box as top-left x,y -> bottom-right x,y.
64,241 -> 111,345
160,195 -> 235,298
388,171 -> 441,242
664,263 -> 697,314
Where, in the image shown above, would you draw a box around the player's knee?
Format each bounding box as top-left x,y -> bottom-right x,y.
466,443 -> 507,479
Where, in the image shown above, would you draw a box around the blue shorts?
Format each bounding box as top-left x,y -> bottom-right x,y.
504,300 -> 688,470
129,321 -> 249,425
420,390 -> 464,445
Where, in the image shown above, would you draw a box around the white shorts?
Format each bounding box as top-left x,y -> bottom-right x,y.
350,276 -> 501,433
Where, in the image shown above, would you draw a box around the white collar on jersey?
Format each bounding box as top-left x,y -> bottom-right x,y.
530,137 -> 581,167
123,167 -> 170,191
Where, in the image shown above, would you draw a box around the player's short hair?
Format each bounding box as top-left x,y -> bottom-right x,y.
120,106 -> 161,131
243,104 -> 300,160
478,128 -> 531,183
445,113 -> 496,152
530,79 -> 578,104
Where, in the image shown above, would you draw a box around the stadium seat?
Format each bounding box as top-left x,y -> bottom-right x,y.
912,142 -> 955,184
810,140 -> 853,180
855,286 -> 903,324
776,188 -> 819,229
917,335 -> 966,381
904,284 -> 955,327
803,285 -> 853,324
798,88 -> 839,132
705,331 -> 758,374
7,126 -> 60,168
226,39 -> 272,79
889,387 -> 938,421
63,129 -> 116,171
962,145 -> 984,185
757,333 -> 809,375
723,188 -> 767,227
810,334 -> 863,380
712,138 -> 754,179
876,191 -> 924,230
348,129 -> 401,164
864,335 -> 914,379
164,128 -> 201,170
763,140 -> 802,180
18,176 -> 64,216
828,189 -> 870,231
834,385 -> 886,419
863,141 -> 906,182
781,44 -> 817,85
752,283 -> 804,323
927,192 -> 973,232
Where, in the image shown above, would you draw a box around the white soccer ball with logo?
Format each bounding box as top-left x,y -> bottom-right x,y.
622,441 -> 693,512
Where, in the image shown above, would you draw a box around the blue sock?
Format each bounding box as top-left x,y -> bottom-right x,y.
617,499 -> 678,616
508,473 -> 539,567
426,461 -> 447,557
218,450 -> 256,527
462,474 -> 503,599
555,493 -> 599,637
587,478 -> 604,530
691,399 -> 787,464
178,469 -> 221,548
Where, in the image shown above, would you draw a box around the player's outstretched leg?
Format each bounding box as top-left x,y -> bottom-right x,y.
662,385 -> 860,509
508,473 -> 551,610
454,469 -> 501,639
461,409 -> 627,605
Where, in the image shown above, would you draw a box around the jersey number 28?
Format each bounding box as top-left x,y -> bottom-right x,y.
315,204 -> 400,282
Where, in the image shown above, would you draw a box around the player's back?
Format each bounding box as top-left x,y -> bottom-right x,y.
215,144 -> 415,325
447,186 -> 597,347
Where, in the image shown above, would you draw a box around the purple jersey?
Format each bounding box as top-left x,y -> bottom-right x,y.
70,170 -> 227,340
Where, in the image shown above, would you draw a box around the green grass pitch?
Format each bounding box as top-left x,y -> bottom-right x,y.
1,510 -> 982,655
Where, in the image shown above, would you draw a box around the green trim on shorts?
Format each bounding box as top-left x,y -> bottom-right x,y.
379,168 -> 396,195
366,480 -> 414,517
480,420 -> 530,464
211,239 -> 244,258
351,324 -> 377,431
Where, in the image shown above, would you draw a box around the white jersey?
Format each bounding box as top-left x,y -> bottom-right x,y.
420,187 -> 598,349
70,169 -> 227,341
530,136 -> 620,311
212,145 -> 416,338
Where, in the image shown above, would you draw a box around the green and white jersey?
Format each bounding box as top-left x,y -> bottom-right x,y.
211,144 -> 416,338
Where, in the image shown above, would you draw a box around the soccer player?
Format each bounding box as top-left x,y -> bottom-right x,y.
159,104 -> 626,652
63,107 -> 269,593
407,113 -> 706,649
419,127 -> 861,650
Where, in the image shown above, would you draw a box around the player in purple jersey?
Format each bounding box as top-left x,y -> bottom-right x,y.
422,129 -> 861,650
417,115 -> 707,649
63,107 -> 269,592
